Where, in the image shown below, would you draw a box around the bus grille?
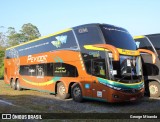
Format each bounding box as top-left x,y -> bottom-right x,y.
121,89 -> 140,94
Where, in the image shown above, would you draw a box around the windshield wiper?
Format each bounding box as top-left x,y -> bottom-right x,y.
117,74 -> 131,82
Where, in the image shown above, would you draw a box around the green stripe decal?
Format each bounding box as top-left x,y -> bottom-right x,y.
22,77 -> 61,86
97,77 -> 144,89
20,86 -> 56,94
83,96 -> 107,102
53,56 -> 63,63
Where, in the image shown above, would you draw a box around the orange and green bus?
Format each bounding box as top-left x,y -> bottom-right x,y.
4,23 -> 155,102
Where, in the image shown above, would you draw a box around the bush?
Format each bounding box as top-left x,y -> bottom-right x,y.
0,50 -> 4,79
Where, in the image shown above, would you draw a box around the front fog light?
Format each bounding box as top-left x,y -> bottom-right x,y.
112,94 -> 119,98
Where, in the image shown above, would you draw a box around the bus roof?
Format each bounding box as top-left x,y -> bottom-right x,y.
145,33 -> 160,37
134,33 -> 160,39
73,23 -> 125,30
6,23 -> 129,50
6,28 -> 72,50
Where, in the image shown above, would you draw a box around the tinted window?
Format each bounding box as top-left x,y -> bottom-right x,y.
5,48 -> 19,59
53,63 -> 78,77
36,64 -> 45,77
6,30 -> 78,58
75,26 -> 104,54
147,35 -> 160,55
135,38 -> 154,51
20,65 -> 30,76
92,59 -> 107,78
47,63 -> 53,76
53,63 -> 62,77
20,64 -> 45,76
84,59 -> 107,78
20,63 -> 78,77
29,65 -> 36,76
100,24 -> 137,50
74,26 -> 108,78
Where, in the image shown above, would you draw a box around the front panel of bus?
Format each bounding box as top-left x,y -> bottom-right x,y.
74,24 -> 144,102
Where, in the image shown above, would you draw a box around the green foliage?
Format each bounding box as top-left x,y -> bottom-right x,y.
0,23 -> 41,78
7,27 -> 21,46
20,23 -> 41,42
0,28 -> 7,47
1,23 -> 41,47
0,50 -> 4,79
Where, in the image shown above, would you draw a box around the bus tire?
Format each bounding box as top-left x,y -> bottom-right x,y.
10,79 -> 13,88
149,81 -> 160,97
57,82 -> 70,99
12,80 -> 17,90
71,83 -> 83,102
16,79 -> 23,91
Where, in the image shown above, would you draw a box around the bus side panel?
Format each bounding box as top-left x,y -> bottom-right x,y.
4,59 -> 10,84
141,54 -> 160,79
4,58 -> 18,84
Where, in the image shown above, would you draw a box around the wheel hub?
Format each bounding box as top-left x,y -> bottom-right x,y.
150,85 -> 158,95
73,87 -> 81,97
59,85 -> 65,95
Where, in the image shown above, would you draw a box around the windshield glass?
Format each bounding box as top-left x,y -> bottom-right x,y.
100,24 -> 137,50
109,54 -> 142,83
135,37 -> 154,51
147,35 -> 160,56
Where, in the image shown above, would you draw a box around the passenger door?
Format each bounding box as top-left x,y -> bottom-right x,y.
91,59 -> 108,100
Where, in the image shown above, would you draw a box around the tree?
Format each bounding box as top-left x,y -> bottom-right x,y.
0,23 -> 41,79
7,27 -> 20,46
20,23 -> 41,42
0,26 -> 7,47
0,50 -> 4,79
5,23 -> 41,46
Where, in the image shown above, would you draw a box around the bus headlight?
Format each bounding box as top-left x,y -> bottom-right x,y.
106,84 -> 121,90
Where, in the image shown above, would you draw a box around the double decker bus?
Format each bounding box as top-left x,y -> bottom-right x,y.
134,34 -> 160,97
4,23 -> 156,102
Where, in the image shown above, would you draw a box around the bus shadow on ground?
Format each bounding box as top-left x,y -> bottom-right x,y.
84,96 -> 160,104
0,93 -> 160,113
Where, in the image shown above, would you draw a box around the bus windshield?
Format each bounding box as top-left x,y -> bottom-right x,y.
100,25 -> 137,50
109,55 -> 142,83
147,35 -> 160,56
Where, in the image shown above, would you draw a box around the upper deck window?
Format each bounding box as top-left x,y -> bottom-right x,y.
147,35 -> 160,55
5,30 -> 78,58
135,37 -> 154,51
100,25 -> 137,50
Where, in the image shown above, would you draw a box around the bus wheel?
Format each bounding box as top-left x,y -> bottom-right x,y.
16,79 -> 23,91
57,82 -> 70,99
10,79 -> 13,88
12,81 -> 17,90
71,83 -> 83,102
149,81 -> 160,97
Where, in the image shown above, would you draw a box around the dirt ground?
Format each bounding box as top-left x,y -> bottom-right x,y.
0,80 -> 160,121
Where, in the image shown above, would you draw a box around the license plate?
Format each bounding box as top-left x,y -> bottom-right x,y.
130,97 -> 136,101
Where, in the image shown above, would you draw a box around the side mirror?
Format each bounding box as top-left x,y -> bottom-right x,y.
84,44 -> 119,61
138,49 -> 156,64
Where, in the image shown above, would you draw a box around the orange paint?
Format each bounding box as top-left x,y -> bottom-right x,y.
138,49 -> 156,64
93,44 -> 120,61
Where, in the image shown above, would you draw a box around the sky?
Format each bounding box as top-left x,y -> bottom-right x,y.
0,0 -> 160,37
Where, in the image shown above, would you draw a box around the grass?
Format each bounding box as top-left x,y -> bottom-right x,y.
0,80 -> 72,113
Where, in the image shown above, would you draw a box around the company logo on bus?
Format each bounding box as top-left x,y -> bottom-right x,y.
122,49 -> 135,55
27,55 -> 48,63
51,35 -> 67,48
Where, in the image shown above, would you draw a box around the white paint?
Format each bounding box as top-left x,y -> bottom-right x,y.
27,55 -> 48,63
97,91 -> 102,97
127,59 -> 131,66
110,70 -> 117,75
0,99 -> 15,106
108,53 -> 113,58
